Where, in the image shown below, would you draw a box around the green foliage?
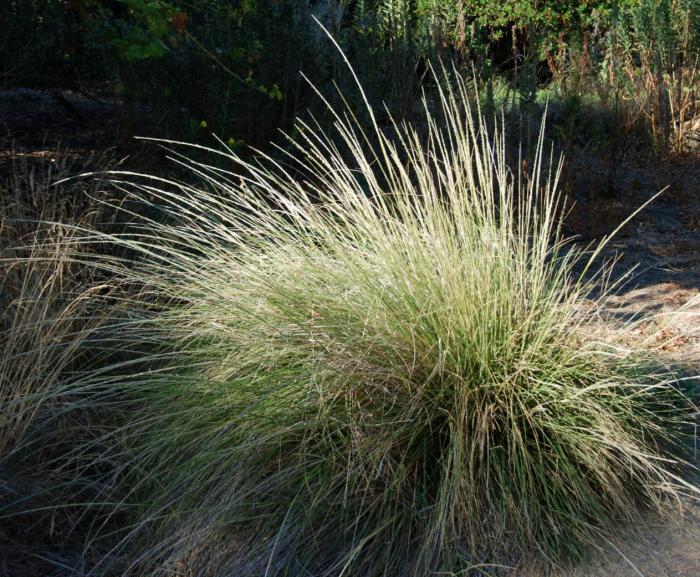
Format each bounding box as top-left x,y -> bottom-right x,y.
598,0 -> 700,150
611,0 -> 700,67
104,0 -> 179,60
1,1 -> 698,151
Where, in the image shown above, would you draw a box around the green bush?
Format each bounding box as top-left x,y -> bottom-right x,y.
605,0 -> 700,151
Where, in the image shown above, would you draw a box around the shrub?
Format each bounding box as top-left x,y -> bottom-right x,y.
606,0 -> 700,152
9,65 -> 698,575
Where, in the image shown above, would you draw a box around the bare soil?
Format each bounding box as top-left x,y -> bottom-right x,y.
562,151 -> 700,577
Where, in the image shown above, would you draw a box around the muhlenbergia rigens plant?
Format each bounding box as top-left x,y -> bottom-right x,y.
0,156 -> 112,457
7,58 -> 698,576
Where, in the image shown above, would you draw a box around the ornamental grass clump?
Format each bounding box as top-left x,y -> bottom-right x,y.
0,156 -> 112,457
18,69 -> 697,576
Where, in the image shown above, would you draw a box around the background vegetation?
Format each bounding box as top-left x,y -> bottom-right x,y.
2,1 -> 698,154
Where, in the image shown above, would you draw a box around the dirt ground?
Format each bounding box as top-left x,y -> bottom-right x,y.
1,88 -> 699,577
555,146 -> 700,577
